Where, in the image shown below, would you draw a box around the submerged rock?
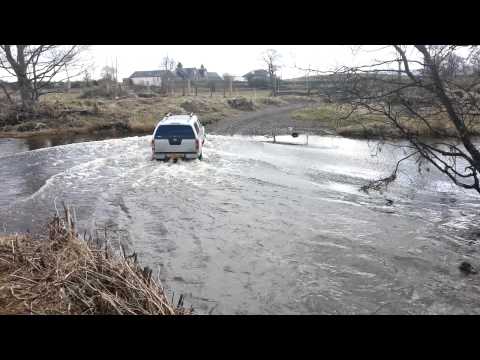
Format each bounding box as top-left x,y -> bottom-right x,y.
459,261 -> 478,275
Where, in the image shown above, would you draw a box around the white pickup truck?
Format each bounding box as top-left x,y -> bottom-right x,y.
151,113 -> 205,161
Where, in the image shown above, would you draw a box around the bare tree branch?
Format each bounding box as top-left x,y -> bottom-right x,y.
321,45 -> 480,194
0,45 -> 87,109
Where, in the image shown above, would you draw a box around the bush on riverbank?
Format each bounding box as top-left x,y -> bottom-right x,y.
180,98 -> 216,113
257,97 -> 288,106
0,207 -> 191,315
227,97 -> 255,111
80,84 -> 130,99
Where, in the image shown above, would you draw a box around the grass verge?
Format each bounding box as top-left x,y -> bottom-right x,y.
291,104 -> 480,139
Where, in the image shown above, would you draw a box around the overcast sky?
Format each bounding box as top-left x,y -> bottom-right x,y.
85,45 -> 401,80
0,45 -> 418,82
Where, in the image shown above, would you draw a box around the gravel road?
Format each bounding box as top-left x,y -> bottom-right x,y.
206,103 -> 333,136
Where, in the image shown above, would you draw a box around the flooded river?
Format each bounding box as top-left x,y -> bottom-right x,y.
1,134 -> 480,314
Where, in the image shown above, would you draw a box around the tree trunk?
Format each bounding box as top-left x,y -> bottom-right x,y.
271,76 -> 277,97
0,81 -> 14,105
18,74 -> 35,110
3,46 -> 35,110
161,76 -> 166,94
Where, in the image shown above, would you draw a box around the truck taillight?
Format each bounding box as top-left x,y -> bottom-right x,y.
195,139 -> 199,151
151,139 -> 154,151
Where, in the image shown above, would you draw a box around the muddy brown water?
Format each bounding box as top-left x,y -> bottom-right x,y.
1,133 -> 480,314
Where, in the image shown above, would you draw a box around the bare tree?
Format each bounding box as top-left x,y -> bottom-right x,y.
0,45 -> 87,110
161,55 -> 176,72
83,70 -> 91,87
82,63 -> 96,88
160,55 -> 176,94
323,45 -> 480,194
176,62 -> 187,96
101,65 -> 116,82
100,65 -> 118,98
262,49 -> 281,97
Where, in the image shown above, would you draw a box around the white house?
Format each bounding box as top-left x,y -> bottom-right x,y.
128,67 -> 223,86
128,70 -> 171,86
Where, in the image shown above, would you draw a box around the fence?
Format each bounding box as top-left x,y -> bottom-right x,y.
129,79 -> 272,99
157,80 -> 323,98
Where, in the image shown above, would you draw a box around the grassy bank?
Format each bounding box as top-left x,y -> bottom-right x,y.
0,208 -> 191,315
291,104 -> 480,139
0,89 -> 305,138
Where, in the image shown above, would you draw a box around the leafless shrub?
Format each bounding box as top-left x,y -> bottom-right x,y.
227,97 -> 255,111
312,46 -> 480,194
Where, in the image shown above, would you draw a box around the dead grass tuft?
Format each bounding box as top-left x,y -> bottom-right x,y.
0,206 -> 191,315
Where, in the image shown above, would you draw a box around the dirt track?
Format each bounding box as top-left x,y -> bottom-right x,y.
206,103 -> 333,136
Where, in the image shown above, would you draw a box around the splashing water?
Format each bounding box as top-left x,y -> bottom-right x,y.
1,134 -> 480,314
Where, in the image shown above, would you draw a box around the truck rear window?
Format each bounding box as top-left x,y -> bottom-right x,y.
155,125 -> 195,139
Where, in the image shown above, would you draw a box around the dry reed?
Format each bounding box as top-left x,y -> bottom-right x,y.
0,205 -> 192,315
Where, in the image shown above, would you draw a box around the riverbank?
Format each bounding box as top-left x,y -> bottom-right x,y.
291,105 -> 480,139
3,91 -> 475,141
0,91 -> 312,139
0,208 -> 191,315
